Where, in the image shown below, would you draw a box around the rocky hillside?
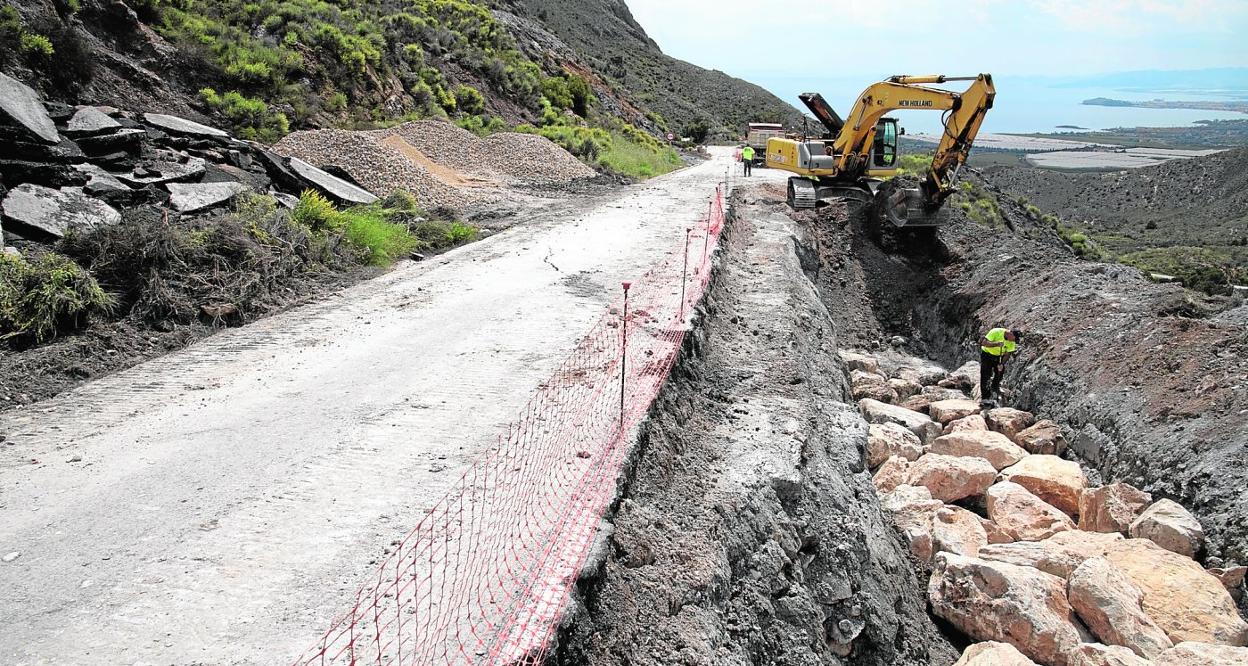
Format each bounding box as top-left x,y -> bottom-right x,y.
0,0 -> 801,144
496,0 -> 805,137
986,147 -> 1248,293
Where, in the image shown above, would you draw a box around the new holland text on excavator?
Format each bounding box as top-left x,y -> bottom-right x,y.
765,74 -> 995,229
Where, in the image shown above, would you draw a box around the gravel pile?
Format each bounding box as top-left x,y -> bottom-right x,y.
274,129 -> 476,210
274,120 -> 595,211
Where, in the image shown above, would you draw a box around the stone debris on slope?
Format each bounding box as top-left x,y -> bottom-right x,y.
0,80 -> 406,256
841,347 -> 1248,666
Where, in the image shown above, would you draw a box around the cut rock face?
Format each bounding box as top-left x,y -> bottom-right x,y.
1,184 -> 120,240
930,430 -> 1028,470
954,641 -> 1038,665
1015,420 -> 1068,456
859,398 -> 942,443
986,481 -> 1076,542
906,453 -> 997,502
1103,538 -> 1248,646
1067,556 -> 1174,658
1128,498 -> 1204,558
999,455 -> 1087,518
1079,483 -> 1152,534
929,552 -> 1089,666
0,72 -> 60,143
866,422 -> 923,469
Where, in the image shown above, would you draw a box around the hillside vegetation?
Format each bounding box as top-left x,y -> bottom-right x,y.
0,0 -> 799,176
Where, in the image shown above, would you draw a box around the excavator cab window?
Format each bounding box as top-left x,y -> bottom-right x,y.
872,118 -> 898,168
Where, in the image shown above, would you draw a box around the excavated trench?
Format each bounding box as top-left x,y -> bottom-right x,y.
550,195 -> 958,665
552,180 -> 1248,664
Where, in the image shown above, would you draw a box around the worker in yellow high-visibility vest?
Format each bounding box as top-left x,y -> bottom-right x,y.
741,145 -> 755,177
979,327 -> 1021,405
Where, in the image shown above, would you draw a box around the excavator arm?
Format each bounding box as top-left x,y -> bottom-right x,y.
834,74 -> 995,206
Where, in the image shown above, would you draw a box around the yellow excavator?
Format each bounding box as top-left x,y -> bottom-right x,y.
765,74 -> 995,229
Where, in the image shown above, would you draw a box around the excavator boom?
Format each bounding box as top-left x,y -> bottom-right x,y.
765,73 -> 996,229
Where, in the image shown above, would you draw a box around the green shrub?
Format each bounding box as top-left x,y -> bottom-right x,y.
19,32 -> 54,57
343,209 -> 419,265
1119,246 -> 1239,294
455,114 -> 506,136
454,84 -> 485,115
381,189 -> 421,212
292,189 -> 343,232
0,252 -> 113,343
411,220 -> 477,251
199,87 -> 290,142
896,152 -> 933,177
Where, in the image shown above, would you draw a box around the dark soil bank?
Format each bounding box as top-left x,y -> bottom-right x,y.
798,177 -> 1248,564
552,201 -> 956,665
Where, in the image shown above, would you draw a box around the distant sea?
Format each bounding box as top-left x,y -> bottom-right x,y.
755,74 -> 1248,136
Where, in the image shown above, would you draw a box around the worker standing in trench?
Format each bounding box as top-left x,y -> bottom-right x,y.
979,327 -> 1021,406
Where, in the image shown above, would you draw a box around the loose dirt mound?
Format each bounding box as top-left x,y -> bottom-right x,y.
274,121 -> 596,210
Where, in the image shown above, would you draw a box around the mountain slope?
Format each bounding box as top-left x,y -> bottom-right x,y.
497,0 -> 804,137
986,147 -> 1248,292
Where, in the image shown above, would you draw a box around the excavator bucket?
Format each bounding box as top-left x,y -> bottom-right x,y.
874,178 -> 948,228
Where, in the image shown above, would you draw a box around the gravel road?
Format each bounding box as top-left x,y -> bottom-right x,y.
0,149 -> 741,665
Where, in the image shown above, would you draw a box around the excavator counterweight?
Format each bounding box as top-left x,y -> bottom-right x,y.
765,74 -> 995,230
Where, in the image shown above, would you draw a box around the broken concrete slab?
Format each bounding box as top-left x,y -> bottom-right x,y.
66,107 -> 122,136
72,164 -> 133,198
1,184 -> 121,241
0,72 -> 60,144
288,157 -> 379,205
75,128 -> 146,155
118,157 -> 207,187
143,113 -> 229,139
167,181 -> 250,213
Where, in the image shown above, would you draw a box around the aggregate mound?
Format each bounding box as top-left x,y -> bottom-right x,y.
273,120 -> 596,211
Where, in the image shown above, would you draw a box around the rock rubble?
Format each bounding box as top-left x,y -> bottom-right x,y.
843,346 -> 1248,665
0,74 -> 382,252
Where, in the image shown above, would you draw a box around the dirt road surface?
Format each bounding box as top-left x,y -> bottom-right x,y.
0,149 -> 754,664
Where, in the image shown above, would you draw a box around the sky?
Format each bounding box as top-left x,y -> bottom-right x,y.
625,0 -> 1248,133
626,0 -> 1245,79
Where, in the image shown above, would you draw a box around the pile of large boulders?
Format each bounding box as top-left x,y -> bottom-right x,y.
840,348 -> 1248,666
0,72 -> 384,253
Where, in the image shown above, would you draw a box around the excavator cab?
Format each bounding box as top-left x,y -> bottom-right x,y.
870,118 -> 899,169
